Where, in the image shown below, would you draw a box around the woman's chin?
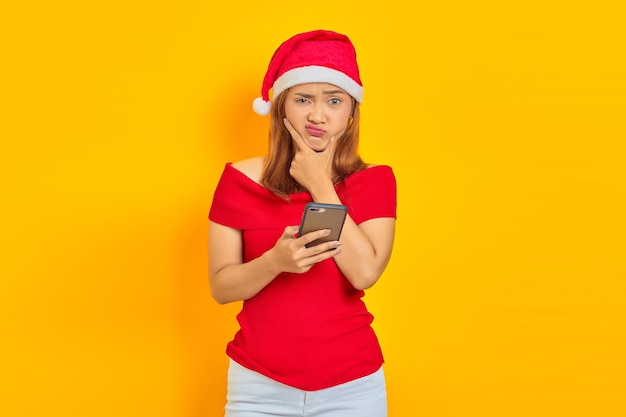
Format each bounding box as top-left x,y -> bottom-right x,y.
304,136 -> 329,152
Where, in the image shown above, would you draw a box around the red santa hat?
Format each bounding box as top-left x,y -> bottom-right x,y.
252,30 -> 363,116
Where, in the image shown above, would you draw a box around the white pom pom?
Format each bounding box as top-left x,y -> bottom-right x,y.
253,97 -> 272,115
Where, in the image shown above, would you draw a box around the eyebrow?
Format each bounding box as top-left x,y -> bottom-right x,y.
323,90 -> 347,95
294,90 -> 348,98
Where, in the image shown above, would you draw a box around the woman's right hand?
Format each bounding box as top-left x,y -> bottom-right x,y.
264,226 -> 342,275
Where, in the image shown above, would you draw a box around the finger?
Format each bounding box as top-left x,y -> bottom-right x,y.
283,225 -> 301,239
282,118 -> 299,142
308,245 -> 342,264
298,228 -> 332,246
306,239 -> 342,255
322,135 -> 338,156
283,118 -> 309,153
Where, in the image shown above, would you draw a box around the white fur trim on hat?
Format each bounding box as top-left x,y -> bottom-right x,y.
272,66 -> 363,103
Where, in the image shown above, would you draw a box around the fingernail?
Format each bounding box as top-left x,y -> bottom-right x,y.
322,229 -> 331,235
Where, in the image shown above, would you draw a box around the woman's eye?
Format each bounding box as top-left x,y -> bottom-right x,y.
329,98 -> 341,105
296,98 -> 309,104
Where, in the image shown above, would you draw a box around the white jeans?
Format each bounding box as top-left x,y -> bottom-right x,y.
224,359 -> 388,417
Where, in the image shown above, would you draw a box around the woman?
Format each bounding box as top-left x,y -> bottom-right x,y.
209,30 -> 397,417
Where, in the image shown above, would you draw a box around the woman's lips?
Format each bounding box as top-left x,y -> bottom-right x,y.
305,125 -> 327,137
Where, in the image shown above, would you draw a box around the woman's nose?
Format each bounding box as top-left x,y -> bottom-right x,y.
307,104 -> 324,122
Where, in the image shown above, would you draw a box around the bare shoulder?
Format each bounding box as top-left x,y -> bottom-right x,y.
231,156 -> 265,184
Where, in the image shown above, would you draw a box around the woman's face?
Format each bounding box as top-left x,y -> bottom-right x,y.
283,83 -> 353,152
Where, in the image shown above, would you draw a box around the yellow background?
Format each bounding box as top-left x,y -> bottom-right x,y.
2,1 -> 625,416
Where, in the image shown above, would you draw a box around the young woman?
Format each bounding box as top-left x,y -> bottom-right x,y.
208,30 -> 397,417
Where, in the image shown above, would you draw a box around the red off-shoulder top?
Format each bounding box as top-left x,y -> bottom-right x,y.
209,163 -> 396,390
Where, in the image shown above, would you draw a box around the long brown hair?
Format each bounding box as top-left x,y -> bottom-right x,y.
261,90 -> 367,196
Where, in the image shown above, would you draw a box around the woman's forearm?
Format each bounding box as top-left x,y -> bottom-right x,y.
308,186 -> 395,290
333,217 -> 395,290
210,251 -> 277,304
209,223 -> 344,304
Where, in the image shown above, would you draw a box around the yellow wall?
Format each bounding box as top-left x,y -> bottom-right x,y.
2,1 -> 625,416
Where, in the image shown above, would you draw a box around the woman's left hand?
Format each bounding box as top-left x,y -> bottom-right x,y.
284,118 -> 337,193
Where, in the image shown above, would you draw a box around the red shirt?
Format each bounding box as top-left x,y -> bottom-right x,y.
209,163 -> 397,390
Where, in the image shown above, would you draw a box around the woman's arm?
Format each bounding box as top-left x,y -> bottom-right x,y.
305,194 -> 395,291
339,217 -> 395,289
209,222 -> 343,304
285,119 -> 396,290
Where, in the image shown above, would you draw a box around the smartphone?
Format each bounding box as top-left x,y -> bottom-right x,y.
298,202 -> 348,248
